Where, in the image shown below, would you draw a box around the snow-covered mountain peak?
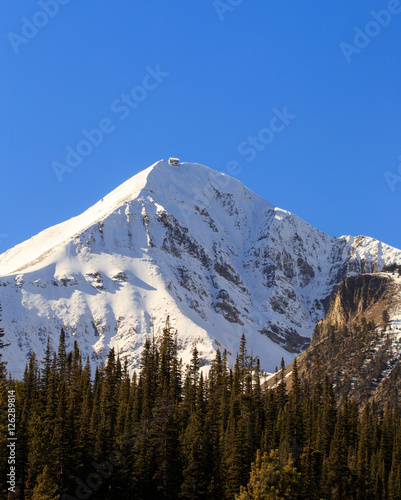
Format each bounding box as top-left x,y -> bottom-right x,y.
1,159 -> 401,377
0,160 -> 274,277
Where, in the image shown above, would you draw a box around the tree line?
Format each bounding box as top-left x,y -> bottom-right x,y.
0,317 -> 400,499
382,264 -> 401,276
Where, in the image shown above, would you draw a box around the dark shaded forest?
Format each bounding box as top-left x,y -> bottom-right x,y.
1,318 -> 401,500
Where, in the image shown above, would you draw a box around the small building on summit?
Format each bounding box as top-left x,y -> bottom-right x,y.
168,158 -> 180,166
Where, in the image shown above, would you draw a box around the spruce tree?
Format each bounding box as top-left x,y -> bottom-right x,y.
356,401 -> 375,498
277,357 -> 287,410
285,357 -> 303,462
323,403 -> 355,499
152,386 -> 182,499
180,404 -> 210,499
57,328 -> 67,376
97,348 -> 118,457
31,465 -> 59,500
300,443 -> 322,500
235,449 -> 301,500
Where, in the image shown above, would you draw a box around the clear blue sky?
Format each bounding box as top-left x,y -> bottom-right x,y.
1,0 -> 401,254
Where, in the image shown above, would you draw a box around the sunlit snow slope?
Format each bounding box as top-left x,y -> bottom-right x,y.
1,160 -> 401,377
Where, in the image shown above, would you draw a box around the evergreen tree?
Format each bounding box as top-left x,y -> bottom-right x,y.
159,316 -> 176,390
235,449 -> 301,500
57,328 -> 67,376
300,443 -> 322,500
277,357 -> 287,410
355,401 -> 375,498
180,405 -> 211,499
323,401 -> 356,499
31,465 -> 59,500
97,348 -> 119,458
316,375 -> 337,456
5,317 -> 401,500
152,387 -> 182,499
285,357 -> 303,462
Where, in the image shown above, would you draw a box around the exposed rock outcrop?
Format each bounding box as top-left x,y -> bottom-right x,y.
294,272 -> 401,408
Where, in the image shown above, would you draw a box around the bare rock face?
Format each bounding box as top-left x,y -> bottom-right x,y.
296,271 -> 401,408
312,274 -> 391,345
259,324 -> 309,354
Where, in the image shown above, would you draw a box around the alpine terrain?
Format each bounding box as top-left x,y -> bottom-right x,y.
1,160 -> 401,377
290,266 -> 401,408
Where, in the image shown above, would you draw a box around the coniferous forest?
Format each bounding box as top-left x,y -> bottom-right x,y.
1,318 -> 401,500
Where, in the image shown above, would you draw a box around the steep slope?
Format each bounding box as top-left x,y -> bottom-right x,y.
1,160 -> 401,377
293,269 -> 401,407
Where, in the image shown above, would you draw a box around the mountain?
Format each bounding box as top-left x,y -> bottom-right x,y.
1,160 -> 401,377
289,268 -> 401,408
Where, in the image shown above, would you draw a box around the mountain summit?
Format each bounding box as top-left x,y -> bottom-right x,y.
1,160 -> 401,376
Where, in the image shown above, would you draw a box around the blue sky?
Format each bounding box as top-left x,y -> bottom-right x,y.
1,0 -> 401,254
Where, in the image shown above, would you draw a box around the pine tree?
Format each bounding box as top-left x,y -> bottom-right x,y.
57,328 -> 67,377
223,414 -> 250,499
31,465 -> 58,500
25,412 -> 50,497
323,401 -> 355,499
205,349 -> 229,499
235,449 -> 301,500
52,379 -> 69,491
159,316 -> 176,390
115,358 -> 131,439
76,362 -> 93,474
7,317 -> 401,500
139,336 -> 157,428
97,348 -> 119,457
300,443 -> 322,500
152,386 -> 182,499
223,339 -> 255,499
316,375 -> 337,456
355,400 -> 375,498
285,357 -> 303,462
41,337 -> 52,393
277,357 -> 287,410
180,406 -> 210,499
388,462 -> 401,500
181,345 -> 202,418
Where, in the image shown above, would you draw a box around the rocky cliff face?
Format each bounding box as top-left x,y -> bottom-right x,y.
311,274 -> 392,345
1,160 -> 401,377
296,271 -> 401,407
